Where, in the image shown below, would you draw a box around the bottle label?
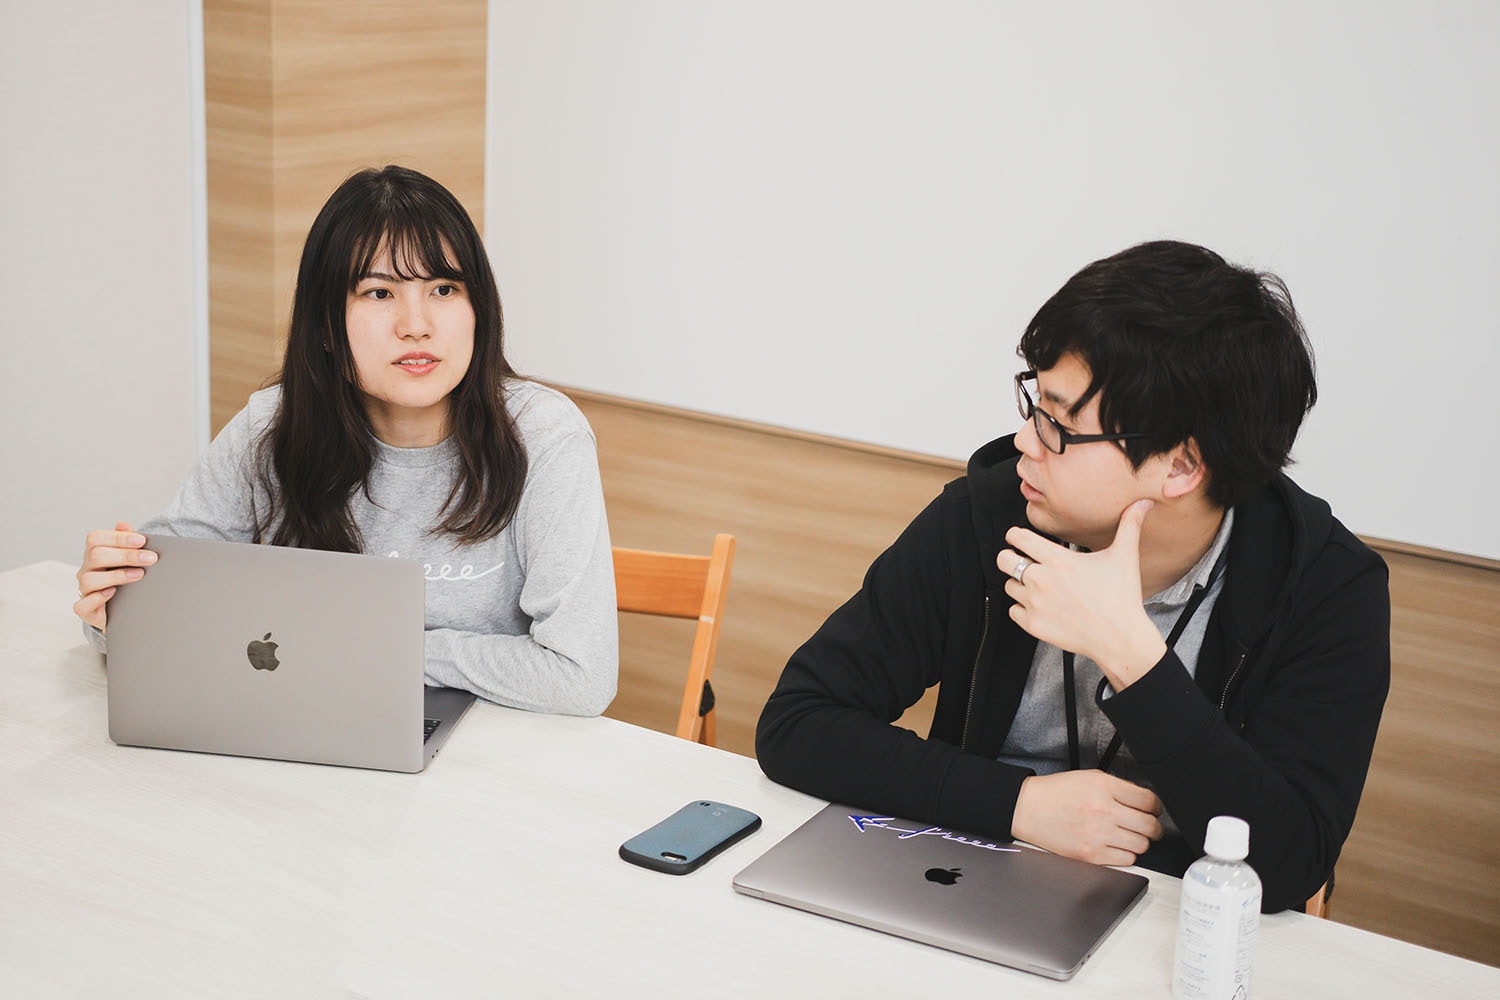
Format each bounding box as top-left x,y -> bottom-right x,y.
1173,880 -> 1260,999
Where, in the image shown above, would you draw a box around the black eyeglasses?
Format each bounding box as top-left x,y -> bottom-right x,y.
1014,370 -> 1146,455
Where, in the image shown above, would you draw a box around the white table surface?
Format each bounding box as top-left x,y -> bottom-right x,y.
2,560 -> 1496,998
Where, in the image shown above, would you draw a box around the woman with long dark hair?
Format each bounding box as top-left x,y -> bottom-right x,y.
74,166 -> 617,715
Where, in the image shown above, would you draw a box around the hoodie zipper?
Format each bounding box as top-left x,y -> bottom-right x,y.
961,595 -> 992,751
1219,649 -> 1248,711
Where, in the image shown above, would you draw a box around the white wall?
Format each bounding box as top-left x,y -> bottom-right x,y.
0,0 -> 204,571
487,1 -> 1500,560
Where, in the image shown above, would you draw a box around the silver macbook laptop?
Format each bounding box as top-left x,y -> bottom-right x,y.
105,535 -> 475,772
732,803 -> 1148,980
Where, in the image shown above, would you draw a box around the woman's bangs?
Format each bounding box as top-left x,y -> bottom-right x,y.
349,212 -> 467,286
390,218 -> 466,281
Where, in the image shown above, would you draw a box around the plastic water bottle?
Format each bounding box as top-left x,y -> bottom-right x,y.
1173,815 -> 1261,999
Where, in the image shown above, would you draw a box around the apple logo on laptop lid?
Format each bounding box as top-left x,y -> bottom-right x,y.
925,867 -> 962,886
246,632 -> 280,671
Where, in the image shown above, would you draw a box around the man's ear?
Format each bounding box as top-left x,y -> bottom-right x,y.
1161,438 -> 1207,500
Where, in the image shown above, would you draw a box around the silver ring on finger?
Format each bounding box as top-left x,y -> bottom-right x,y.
1011,556 -> 1031,584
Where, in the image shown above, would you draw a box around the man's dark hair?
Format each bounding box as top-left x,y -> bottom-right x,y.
1018,240 -> 1317,509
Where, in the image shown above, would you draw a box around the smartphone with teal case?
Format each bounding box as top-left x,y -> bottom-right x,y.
619,800 -> 762,875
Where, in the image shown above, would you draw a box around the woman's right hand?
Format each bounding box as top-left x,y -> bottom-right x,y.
75,521 -> 158,633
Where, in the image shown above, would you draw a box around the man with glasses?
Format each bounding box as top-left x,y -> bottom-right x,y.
756,241 -> 1390,913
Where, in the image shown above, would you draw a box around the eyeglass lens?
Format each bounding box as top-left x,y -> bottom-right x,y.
1016,376 -> 1063,453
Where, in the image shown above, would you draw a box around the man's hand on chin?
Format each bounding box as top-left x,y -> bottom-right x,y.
997,499 -> 1168,691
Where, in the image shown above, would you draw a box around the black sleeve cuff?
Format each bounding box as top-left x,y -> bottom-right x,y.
1097,650 -> 1217,764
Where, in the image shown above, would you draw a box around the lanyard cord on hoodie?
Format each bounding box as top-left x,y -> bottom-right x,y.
1063,545 -> 1230,773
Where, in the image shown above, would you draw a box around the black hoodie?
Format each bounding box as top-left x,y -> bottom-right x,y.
757,437 -> 1390,913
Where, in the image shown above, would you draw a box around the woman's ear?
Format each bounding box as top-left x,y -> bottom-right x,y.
1162,438 -> 1207,499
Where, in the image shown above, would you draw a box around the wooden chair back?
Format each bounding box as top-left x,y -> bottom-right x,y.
1306,876 -> 1332,919
612,534 -> 736,746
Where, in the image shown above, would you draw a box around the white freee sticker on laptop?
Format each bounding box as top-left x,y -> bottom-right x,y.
847,814 -> 1021,853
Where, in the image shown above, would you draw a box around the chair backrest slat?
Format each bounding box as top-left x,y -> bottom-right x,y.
613,550 -> 711,619
612,535 -> 736,746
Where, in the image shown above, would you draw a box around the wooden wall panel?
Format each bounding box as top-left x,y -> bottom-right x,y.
1332,552 -> 1500,964
575,388 -> 1500,968
204,0 -> 276,433
205,0 -> 488,432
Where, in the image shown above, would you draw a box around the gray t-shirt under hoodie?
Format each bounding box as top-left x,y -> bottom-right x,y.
88,380 -> 618,717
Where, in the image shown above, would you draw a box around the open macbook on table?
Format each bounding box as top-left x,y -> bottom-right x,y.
732,803 -> 1148,980
105,535 -> 475,772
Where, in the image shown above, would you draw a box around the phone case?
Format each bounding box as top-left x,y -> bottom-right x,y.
618,800 -> 762,875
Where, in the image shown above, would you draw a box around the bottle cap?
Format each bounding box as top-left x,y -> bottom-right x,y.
1204,816 -> 1250,860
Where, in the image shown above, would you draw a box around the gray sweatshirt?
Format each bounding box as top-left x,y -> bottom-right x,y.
89,380 -> 618,716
